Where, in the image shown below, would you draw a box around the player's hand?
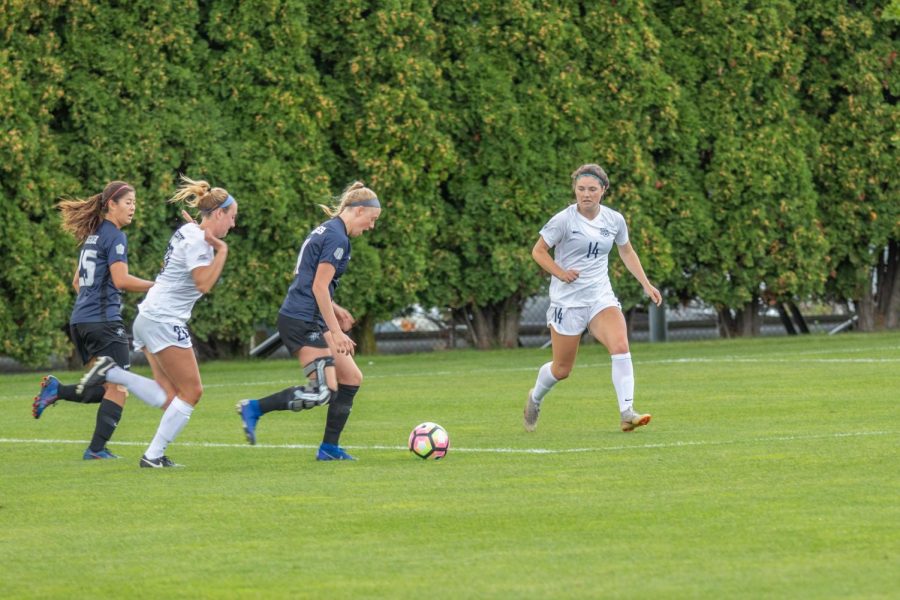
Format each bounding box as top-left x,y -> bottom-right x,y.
334,305 -> 356,332
645,284 -> 663,306
204,228 -> 227,252
333,331 -> 357,356
557,269 -> 580,283
181,209 -> 196,224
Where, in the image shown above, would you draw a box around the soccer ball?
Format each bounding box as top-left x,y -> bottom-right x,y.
408,422 -> 450,460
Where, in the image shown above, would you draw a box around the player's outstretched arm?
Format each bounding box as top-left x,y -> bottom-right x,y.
617,242 -> 662,306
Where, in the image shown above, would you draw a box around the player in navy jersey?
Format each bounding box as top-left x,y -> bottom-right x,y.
76,176 -> 237,468
32,181 -> 155,459
236,181 -> 382,460
524,164 -> 662,433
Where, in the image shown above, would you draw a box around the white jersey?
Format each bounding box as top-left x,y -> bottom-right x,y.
539,204 -> 629,307
138,223 -> 213,325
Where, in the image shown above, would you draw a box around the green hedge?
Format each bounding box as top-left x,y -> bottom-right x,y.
1,0 -> 896,365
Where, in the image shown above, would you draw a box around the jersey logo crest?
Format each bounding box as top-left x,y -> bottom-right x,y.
334,247 -> 344,260
115,244 -> 125,255
599,228 -> 612,237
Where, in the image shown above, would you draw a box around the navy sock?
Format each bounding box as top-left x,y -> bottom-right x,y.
323,384 -> 359,446
58,383 -> 104,404
258,387 -> 298,414
88,399 -> 122,452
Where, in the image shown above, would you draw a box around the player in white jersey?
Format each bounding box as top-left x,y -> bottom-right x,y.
524,164 -> 662,433
78,176 -> 237,468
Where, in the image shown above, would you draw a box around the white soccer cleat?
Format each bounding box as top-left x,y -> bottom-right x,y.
621,411 -> 652,432
523,389 -> 540,432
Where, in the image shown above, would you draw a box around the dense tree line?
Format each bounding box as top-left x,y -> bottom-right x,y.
1,0 -> 896,364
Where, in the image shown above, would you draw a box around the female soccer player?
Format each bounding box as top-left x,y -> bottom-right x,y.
78,176 -> 237,467
524,163 -> 662,433
32,181 -> 155,459
236,181 -> 382,460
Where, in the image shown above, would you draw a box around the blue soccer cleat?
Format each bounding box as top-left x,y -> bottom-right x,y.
236,399 -> 261,445
33,375 -> 60,419
316,443 -> 357,461
83,447 -> 120,460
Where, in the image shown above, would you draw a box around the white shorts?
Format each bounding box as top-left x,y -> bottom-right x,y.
546,295 -> 621,336
132,313 -> 193,354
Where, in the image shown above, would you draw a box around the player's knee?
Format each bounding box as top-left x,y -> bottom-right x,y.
180,383 -> 203,405
342,368 -> 363,387
608,342 -> 629,355
552,364 -> 573,380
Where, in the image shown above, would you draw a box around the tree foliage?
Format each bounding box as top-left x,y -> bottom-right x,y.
653,0 -> 830,335
797,0 -> 899,330
1,0 -> 896,365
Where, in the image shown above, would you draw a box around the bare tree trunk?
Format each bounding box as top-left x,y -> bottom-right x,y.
352,313 -> 377,355
468,305 -> 494,349
498,296 -> 521,348
717,298 -> 761,337
856,272 -> 876,332
879,240 -> 899,329
465,294 -> 524,349
717,306 -> 737,338
738,297 -> 761,337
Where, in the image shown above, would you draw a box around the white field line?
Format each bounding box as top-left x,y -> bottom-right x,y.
0,430 -> 893,455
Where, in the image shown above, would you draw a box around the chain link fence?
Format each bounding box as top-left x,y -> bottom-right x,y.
372,297 -> 858,353
0,298 -> 859,371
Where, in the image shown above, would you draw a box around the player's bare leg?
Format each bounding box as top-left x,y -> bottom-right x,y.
589,307 -> 651,432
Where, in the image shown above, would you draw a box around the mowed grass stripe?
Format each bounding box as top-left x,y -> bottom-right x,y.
1,331 -> 898,599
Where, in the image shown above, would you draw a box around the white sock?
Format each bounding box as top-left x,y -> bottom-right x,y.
531,362 -> 558,405
105,366 -> 167,408
145,397 -> 194,459
611,353 -> 635,415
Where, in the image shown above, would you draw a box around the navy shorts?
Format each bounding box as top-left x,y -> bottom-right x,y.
277,313 -> 329,356
69,321 -> 131,368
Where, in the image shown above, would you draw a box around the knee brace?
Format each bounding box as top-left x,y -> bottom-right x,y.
287,356 -> 336,411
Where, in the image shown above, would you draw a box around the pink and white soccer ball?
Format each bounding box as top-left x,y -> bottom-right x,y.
408,422 -> 450,460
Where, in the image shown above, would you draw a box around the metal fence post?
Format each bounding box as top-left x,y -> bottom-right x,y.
649,303 -> 668,343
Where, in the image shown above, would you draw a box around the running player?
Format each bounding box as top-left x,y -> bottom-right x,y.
78,175 -> 237,468
524,164 -> 662,433
32,181 -> 155,459
236,181 -> 381,461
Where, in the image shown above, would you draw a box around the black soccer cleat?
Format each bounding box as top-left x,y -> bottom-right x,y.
139,454 -> 181,468
77,356 -> 117,394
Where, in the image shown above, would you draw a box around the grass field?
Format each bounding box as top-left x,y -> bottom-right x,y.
1,332 -> 898,599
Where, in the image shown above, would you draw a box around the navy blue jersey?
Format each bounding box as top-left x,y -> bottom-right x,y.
279,217 -> 351,324
70,220 -> 129,324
